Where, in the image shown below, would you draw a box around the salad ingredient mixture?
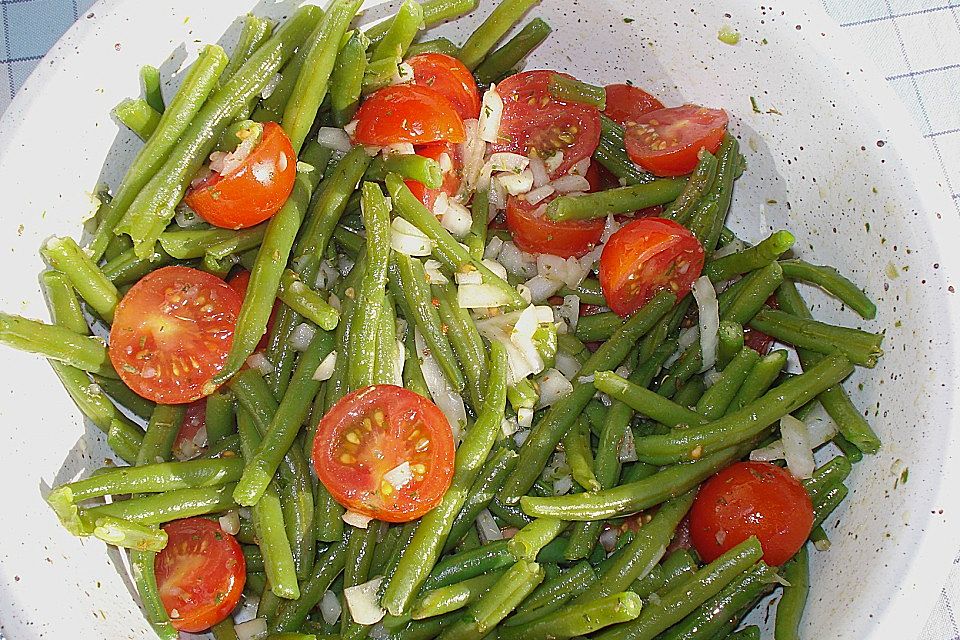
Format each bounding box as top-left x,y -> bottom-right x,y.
1,1 -> 885,639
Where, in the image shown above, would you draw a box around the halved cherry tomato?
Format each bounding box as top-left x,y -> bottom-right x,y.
227,269 -> 277,353
155,517 -> 245,632
506,193 -> 604,258
625,105 -> 728,177
689,461 -> 814,566
603,84 -> 664,126
173,399 -> 207,460
109,266 -> 242,404
599,218 -> 705,317
408,53 -> 481,120
185,122 -> 297,229
492,70 -> 601,179
353,85 -> 466,146
405,141 -> 462,211
312,385 -> 455,522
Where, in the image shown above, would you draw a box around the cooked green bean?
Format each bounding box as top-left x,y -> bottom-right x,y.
445,448 -> 518,552
367,0 -> 477,44
221,14 -> 276,87
775,545 -> 810,640
459,0 -> 540,70
548,74 -> 606,109
749,308 -> 883,368
728,349 -> 788,412
272,539 -> 349,633
114,98 -> 161,140
563,416 -> 599,491
705,231 -> 795,282
101,246 -> 173,286
802,456 -> 852,505
509,517 -> 565,561
716,320 -> 744,370
367,153 -> 443,188
434,281 -> 489,408
631,549 -> 698,598
474,18 -> 552,84
371,0 -> 424,62
412,570 -> 504,620
575,311 -> 622,342
503,591 -> 642,640
91,374 -> 156,421
331,31 -> 370,126
0,312 -> 115,376
278,270 -> 340,330
406,37 -> 460,58
662,150 -> 718,224
341,521 -> 382,637
546,179 -> 686,221
41,236 -> 119,322
688,135 -> 738,254
594,115 -> 653,185
559,278 -> 607,306
85,483 -> 237,526
140,65 -> 165,113
695,347 -> 761,419
593,369 -> 705,428
466,188 -> 489,260
780,259 -> 876,320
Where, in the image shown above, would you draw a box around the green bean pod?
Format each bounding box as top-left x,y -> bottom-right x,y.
474,18 -> 553,85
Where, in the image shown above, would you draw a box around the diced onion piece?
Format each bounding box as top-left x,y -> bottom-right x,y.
569,157 -> 591,177
556,294 -> 581,333
344,120 -> 359,137
235,618 -> 268,640
780,414 -> 816,479
342,510 -> 373,528
390,217 -> 433,256
317,127 -> 353,153
174,203 -> 204,228
476,509 -> 503,543
489,152 -> 530,173
501,416 -> 519,437
289,322 -> 317,352
481,258 -> 509,282
321,590 -> 342,625
455,269 -> 483,286
478,85 -> 503,143
711,238 -> 747,260
246,353 -> 274,375
416,330 -> 467,440
383,142 -> 415,156
619,427 -> 638,462
484,236 -> 504,260
517,406 -> 534,428
219,510 -> 241,535
544,151 -> 564,174
383,461 -> 413,490
496,169 -> 534,196
514,429 -> 531,446
555,351 -> 582,379
392,61 -> 414,85
457,283 -> 515,309
423,259 -> 449,284
599,527 -> 619,552
441,198 -> 473,238
534,305 -> 555,323
459,119 -> 486,196
529,155 -> 549,187
498,242 -> 538,279
524,275 -> 564,303
550,174 -> 591,193
525,185 -> 556,206
553,475 -> 574,495
344,577 -> 386,625
489,177 -> 508,210
438,152 -> 453,174
313,350 -> 338,381
536,368 -> 574,409
692,276 -> 719,373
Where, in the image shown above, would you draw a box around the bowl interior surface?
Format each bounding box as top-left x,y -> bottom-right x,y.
0,1 -> 957,639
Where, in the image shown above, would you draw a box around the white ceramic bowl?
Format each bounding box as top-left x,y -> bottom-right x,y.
1,1 -> 958,638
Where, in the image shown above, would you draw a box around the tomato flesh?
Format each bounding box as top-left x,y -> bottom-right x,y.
408,53 -> 481,120
599,218 -> 705,317
109,266 -> 242,404
492,70 -> 601,179
603,84 -> 664,126
185,122 -> 297,229
173,399 -> 207,460
506,193 -> 604,258
155,517 -> 245,632
625,105 -> 728,177
312,385 -> 455,522
353,85 -> 466,146
405,141 -> 462,211
689,461 -> 814,566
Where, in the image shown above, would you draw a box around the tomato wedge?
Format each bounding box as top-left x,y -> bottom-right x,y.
353,85 -> 466,146
599,218 -> 705,317
506,193 -> 604,258
624,105 -> 728,177
312,385 -> 455,522
603,84 -> 664,126
492,70 -> 601,179
173,399 -> 207,460
405,141 -> 462,211
109,266 -> 242,404
185,122 -> 297,229
155,517 -> 245,632
689,461 -> 814,566
408,53 -> 481,120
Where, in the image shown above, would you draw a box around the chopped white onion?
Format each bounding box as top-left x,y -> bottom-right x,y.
599,527 -> 620,552
524,275 -> 564,303
711,238 -> 747,260
553,475 -> 574,495
517,406 -> 534,428
481,258 -> 509,282
496,168 -> 534,196
514,429 -> 531,447
751,417 -> 838,465
455,269 -> 484,286
569,157 -> 592,177
344,120 -> 359,136
478,85 -> 503,143
484,236 -> 504,260
691,276 -> 719,373
457,283 -> 515,309
619,427 -> 638,462
246,353 -> 274,375
289,322 -> 317,352
234,617 -> 268,640
529,155 -> 549,187
489,152 -> 530,173
344,577 -> 386,625
173,202 -> 204,228
459,119 -> 486,196
317,127 -> 353,153
342,510 -> 373,528
489,177 -> 508,210
555,351 -> 582,379
315,259 -> 340,290
438,152 -> 453,174
441,198 -> 473,238
383,461 -> 414,490
600,214 -> 622,244
498,242 -> 538,279
313,350 -> 338,381
525,184 -> 556,205
536,368 -> 574,409
392,61 -> 414,84
556,295 -> 581,333
328,292 -> 342,312
501,416 -> 519,437
219,510 -> 241,535
780,414 -> 816,479
320,589 -> 342,625
423,259 -> 449,284
476,509 -> 503,543
537,254 -> 590,289
390,217 -> 433,256
416,330 -> 467,440
550,174 -> 591,193
544,151 -> 564,174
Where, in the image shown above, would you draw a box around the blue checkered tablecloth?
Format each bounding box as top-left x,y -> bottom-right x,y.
1,0 -> 958,638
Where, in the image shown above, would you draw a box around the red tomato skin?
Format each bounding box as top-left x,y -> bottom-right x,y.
109,266 -> 242,404
173,399 -> 207,459
599,217 -> 705,317
155,517 -> 245,632
312,385 -> 456,523
408,53 -> 481,120
353,85 -> 466,146
603,84 -> 664,125
689,461 -> 814,566
404,141 -> 462,211
492,70 -> 601,178
506,194 -> 604,258
625,105 -> 728,177
185,122 -> 297,229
